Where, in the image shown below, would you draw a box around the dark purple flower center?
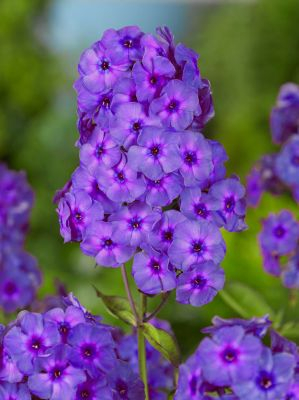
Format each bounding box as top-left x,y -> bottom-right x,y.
194,203 -> 208,218
130,217 -> 142,230
168,100 -> 179,113
292,155 -> 299,166
96,145 -> 104,158
104,238 -> 114,248
184,151 -> 197,166
150,260 -> 161,273
115,171 -> 125,183
122,37 -> 134,48
132,121 -> 141,132
150,145 -> 160,157
130,92 -> 138,102
163,229 -> 173,242
79,389 -> 91,399
192,241 -> 203,253
59,322 -> 70,339
257,371 -> 275,391
273,225 -> 286,238
99,60 -> 110,71
191,275 -> 207,289
29,337 -> 43,353
221,347 -> 238,363
116,379 -> 128,398
149,75 -> 158,85
4,281 -> 17,296
82,344 -> 96,359
102,97 -> 111,108
51,367 -> 63,380
224,197 -> 235,212
74,211 -> 83,221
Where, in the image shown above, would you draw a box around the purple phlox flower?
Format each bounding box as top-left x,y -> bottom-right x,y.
270,330 -> 299,361
156,26 -> 175,49
68,323 -> 116,377
144,172 -> 183,207
74,78 -> 113,121
53,179 -> 72,205
78,40 -> 130,94
0,252 -> 41,313
270,83 -> 299,145
0,383 -> 30,400
44,306 -> 86,343
75,377 -> 112,400
71,167 -> 119,214
175,354 -> 203,400
180,188 -> 218,224
169,219 -> 226,271
4,312 -> 60,374
232,348 -> 295,400
246,167 -> 264,208
283,252 -> 299,289
57,189 -> 104,242
128,127 -> 182,180
285,380 -> 299,400
192,79 -> 215,129
108,361 -> 144,400
101,26 -> 144,62
64,293 -> 103,325
178,131 -> 213,188
197,326 -> 262,387
257,154 -> 285,196
108,201 -> 160,247
174,43 -> 199,77
275,135 -> 299,186
209,177 -> 247,232
202,316 -> 272,339
96,156 -> 146,203
76,112 -> 96,146
176,262 -> 225,307
28,345 -> 86,400
132,250 -> 176,295
111,78 -> 137,110
81,221 -> 135,267
132,55 -> 175,102
140,33 -> 169,67
259,211 -> 299,256
110,102 -> 160,149
261,249 -> 282,277
150,80 -> 200,130
79,127 -> 121,173
148,210 -> 186,253
0,343 -> 23,384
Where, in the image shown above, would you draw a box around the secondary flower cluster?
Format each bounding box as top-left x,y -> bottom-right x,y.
259,210 -> 299,288
0,294 -> 148,399
56,25 -> 247,306
0,163 -> 41,313
247,83 -> 299,207
175,316 -> 299,399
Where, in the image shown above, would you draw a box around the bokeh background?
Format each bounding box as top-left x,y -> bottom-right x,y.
1,0 -> 299,358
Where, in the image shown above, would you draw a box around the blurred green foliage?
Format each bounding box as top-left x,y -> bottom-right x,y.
1,0 -> 299,359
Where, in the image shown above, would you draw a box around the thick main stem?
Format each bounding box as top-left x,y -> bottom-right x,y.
138,293 -> 149,400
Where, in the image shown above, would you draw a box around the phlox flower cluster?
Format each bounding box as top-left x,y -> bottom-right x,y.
0,164 -> 41,313
56,25 -> 247,307
247,83 -> 299,207
259,210 -> 299,288
175,315 -> 299,400
0,293 -> 150,400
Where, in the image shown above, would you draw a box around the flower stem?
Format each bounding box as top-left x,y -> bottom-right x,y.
120,264 -> 139,323
143,292 -> 171,322
138,293 -> 149,400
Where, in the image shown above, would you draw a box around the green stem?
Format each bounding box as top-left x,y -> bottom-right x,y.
143,292 -> 171,322
120,264 -> 139,323
138,293 -> 149,400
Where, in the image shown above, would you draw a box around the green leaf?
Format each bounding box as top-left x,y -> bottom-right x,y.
219,281 -> 275,319
279,321 -> 299,339
93,286 -> 136,326
141,322 -> 180,367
